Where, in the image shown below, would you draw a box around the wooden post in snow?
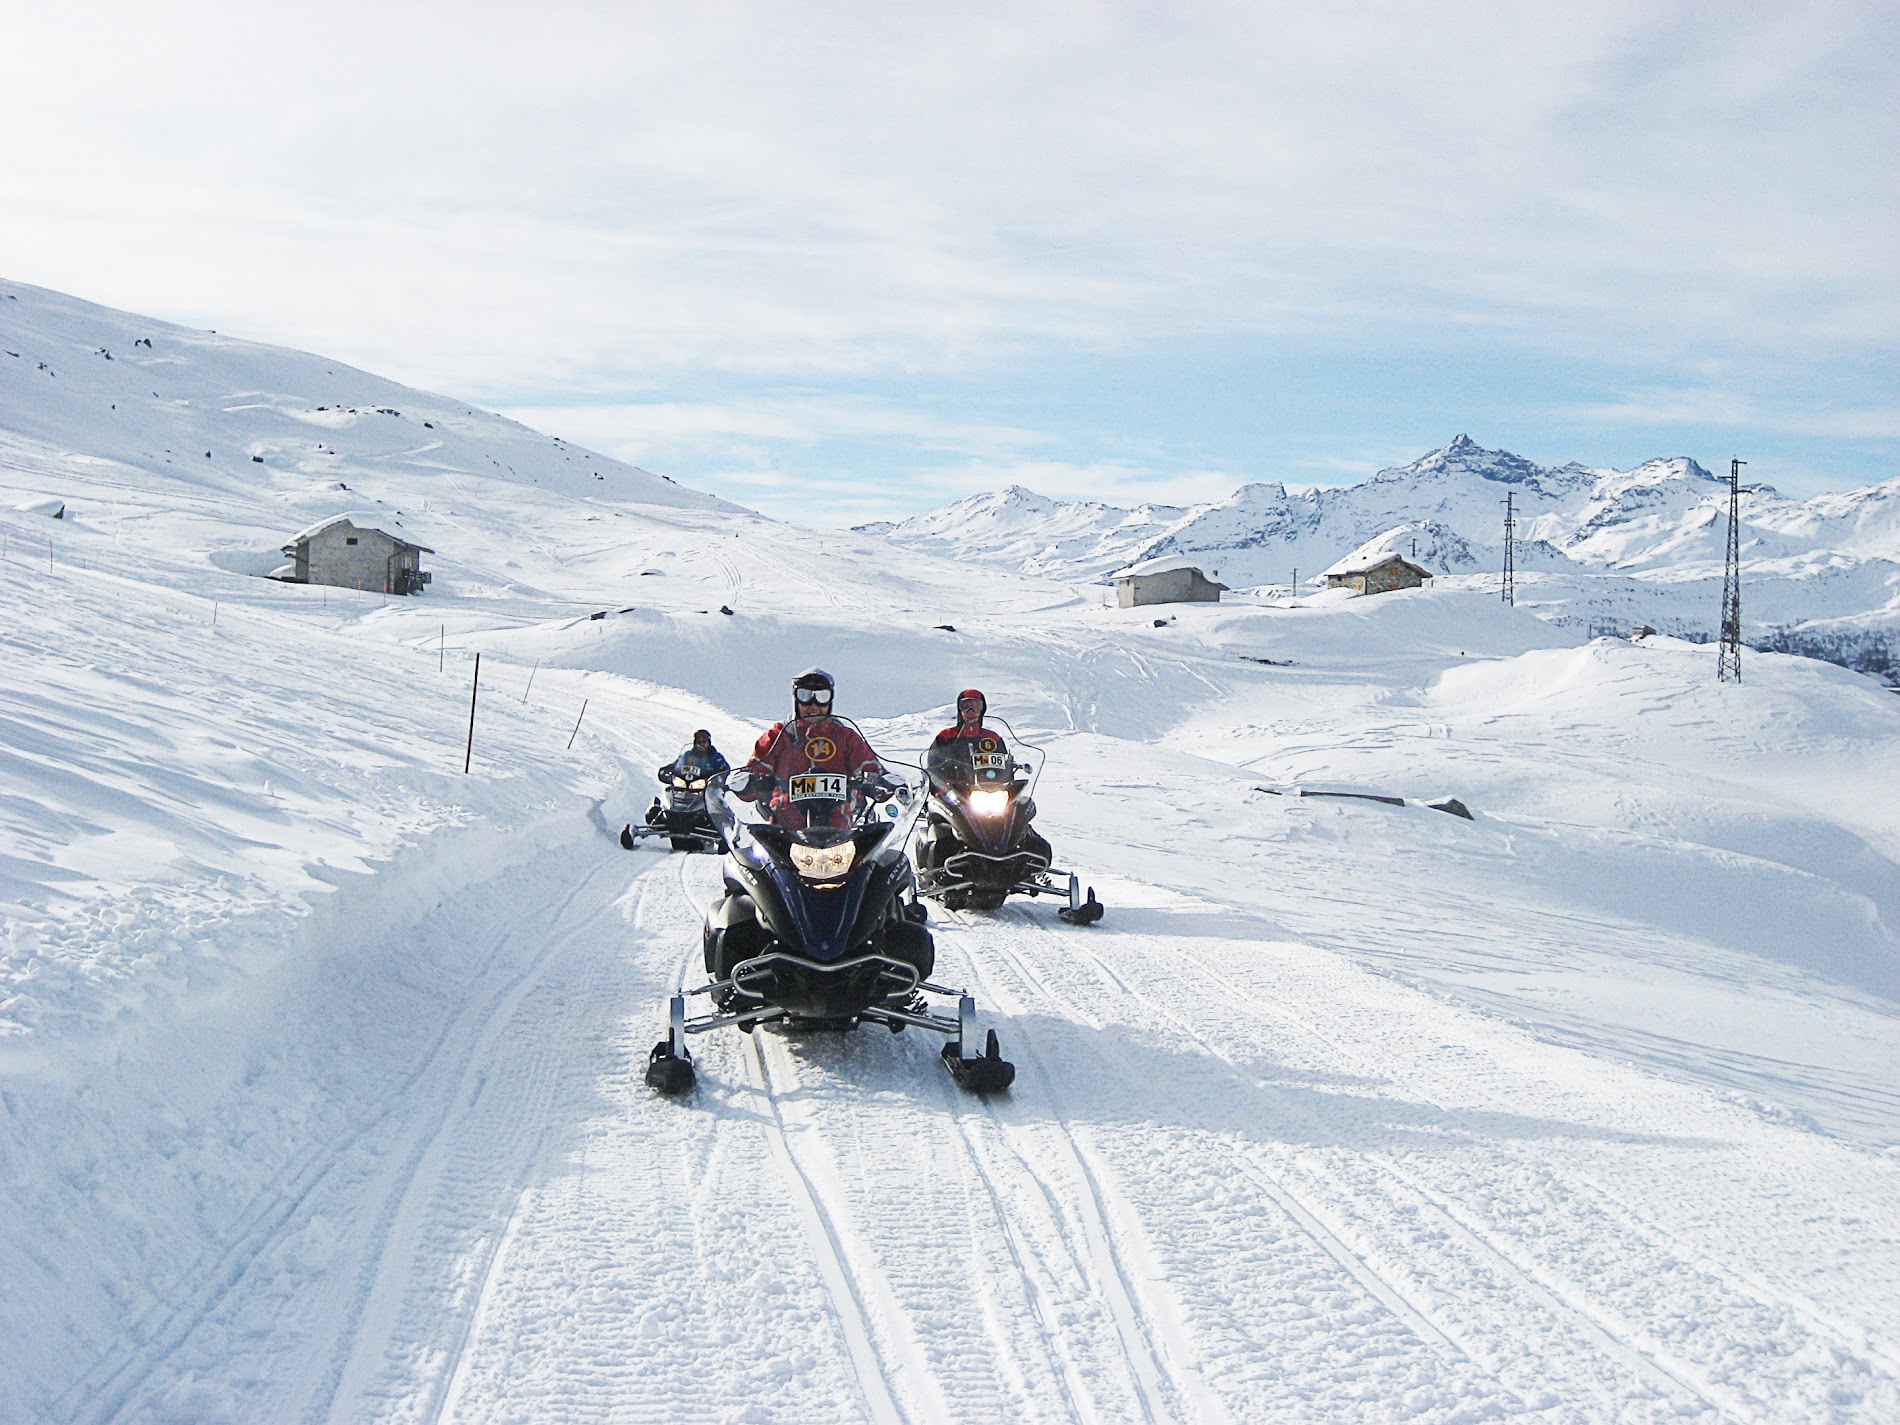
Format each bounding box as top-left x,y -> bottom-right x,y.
567,699 -> 588,750
464,653 -> 481,773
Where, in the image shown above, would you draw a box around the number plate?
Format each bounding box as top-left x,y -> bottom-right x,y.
972,753 -> 1010,771
788,772 -> 848,802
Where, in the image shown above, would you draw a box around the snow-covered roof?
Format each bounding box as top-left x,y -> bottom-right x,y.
1111,553 -> 1227,583
12,496 -> 66,518
286,511 -> 433,552
1319,546 -> 1434,579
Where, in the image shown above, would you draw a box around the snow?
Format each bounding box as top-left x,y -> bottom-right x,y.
4,278 -> 1900,1422
871,437 -> 1900,656
1110,553 -> 1227,580
285,510 -> 432,550
1317,536 -> 1434,580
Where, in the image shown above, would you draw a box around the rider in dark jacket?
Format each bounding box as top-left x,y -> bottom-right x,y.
645,729 -> 731,831
665,729 -> 730,784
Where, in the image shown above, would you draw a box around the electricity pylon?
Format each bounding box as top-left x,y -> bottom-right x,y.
1718,458 -> 1746,683
1501,492 -> 1516,606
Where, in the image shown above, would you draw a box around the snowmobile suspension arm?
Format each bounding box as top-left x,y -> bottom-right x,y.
859,1005 -> 962,1036
681,1005 -> 789,1035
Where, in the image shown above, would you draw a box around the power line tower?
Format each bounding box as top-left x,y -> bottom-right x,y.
1717,458 -> 1746,683
1500,492 -> 1516,606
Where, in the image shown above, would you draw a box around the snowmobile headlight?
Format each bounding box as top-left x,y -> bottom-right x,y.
689,778 -> 708,790
969,788 -> 1010,818
790,840 -> 856,881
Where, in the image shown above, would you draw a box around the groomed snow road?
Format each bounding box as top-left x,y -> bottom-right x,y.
53,812 -> 1893,1424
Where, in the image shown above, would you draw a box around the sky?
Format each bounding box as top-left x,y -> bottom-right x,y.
2,1 -> 1895,524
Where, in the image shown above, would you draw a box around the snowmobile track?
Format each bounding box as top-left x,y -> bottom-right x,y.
996,900 -> 1786,1421
59,850 -> 619,1425
1162,931 -> 1848,1420
432,1181 -> 533,1425
933,905 -> 1229,1425
938,1104 -> 1114,1424
663,849 -> 949,1424
745,1030 -> 957,1425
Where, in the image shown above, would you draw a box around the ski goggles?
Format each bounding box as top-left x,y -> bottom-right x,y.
794,686 -> 834,705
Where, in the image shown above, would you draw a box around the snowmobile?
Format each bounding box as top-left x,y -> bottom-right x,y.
620,760 -> 725,853
645,760 -> 1016,1096
914,719 -> 1103,924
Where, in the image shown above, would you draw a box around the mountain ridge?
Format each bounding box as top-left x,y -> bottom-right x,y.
859,436 -> 1900,671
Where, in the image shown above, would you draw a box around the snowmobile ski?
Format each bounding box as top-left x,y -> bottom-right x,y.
645,994 -> 697,1094
1058,876 -> 1104,926
944,1026 -> 1016,1095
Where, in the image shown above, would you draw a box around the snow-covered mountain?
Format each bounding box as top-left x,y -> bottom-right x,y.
856,484 -> 1190,581
862,436 -> 1900,661
6,279 -> 1900,1422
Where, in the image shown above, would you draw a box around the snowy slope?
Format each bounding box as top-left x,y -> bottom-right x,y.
5,280 -> 1900,1423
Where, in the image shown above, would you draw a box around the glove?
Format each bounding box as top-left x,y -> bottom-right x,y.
856,770 -> 901,802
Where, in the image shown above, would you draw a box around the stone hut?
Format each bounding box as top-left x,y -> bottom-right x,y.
1111,555 -> 1229,608
1322,552 -> 1432,596
277,514 -> 433,595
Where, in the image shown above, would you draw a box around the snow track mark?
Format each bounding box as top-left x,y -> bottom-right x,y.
744,1031 -> 948,1425
1000,896 -> 1900,1420
1044,908 -> 1731,1417
57,851 -> 619,1425
935,907 -> 1231,1425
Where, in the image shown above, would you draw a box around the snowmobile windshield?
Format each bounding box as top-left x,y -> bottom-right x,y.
924,715 -> 1041,799
705,761 -> 926,869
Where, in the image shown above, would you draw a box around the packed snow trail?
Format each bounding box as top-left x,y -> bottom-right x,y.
89,827 -> 1886,1424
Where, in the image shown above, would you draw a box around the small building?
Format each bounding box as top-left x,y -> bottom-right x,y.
1110,555 -> 1229,608
279,513 -> 433,595
1322,552 -> 1432,596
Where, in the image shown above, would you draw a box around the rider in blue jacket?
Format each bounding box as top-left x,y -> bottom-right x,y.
665,729 -> 729,783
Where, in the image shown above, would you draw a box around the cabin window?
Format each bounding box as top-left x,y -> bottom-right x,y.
345,536 -> 358,545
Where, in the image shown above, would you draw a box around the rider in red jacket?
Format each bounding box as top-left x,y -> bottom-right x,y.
743,668 -> 886,828
931,688 -> 1004,756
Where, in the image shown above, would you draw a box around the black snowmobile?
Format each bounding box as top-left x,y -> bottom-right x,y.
914,720 -> 1103,924
620,759 -> 725,853
646,759 -> 1016,1096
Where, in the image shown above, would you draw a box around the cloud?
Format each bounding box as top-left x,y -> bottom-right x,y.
4,1 -> 1894,513
874,459 -> 1244,515
1560,390 -> 1900,442
497,397 -> 1052,457
5,1 -> 1895,391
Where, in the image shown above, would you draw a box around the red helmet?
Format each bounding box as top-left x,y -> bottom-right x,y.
956,688 -> 986,718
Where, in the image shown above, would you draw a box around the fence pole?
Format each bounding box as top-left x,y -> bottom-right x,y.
439,624 -> 445,672
567,699 -> 588,750
464,653 -> 481,773
523,661 -> 539,703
